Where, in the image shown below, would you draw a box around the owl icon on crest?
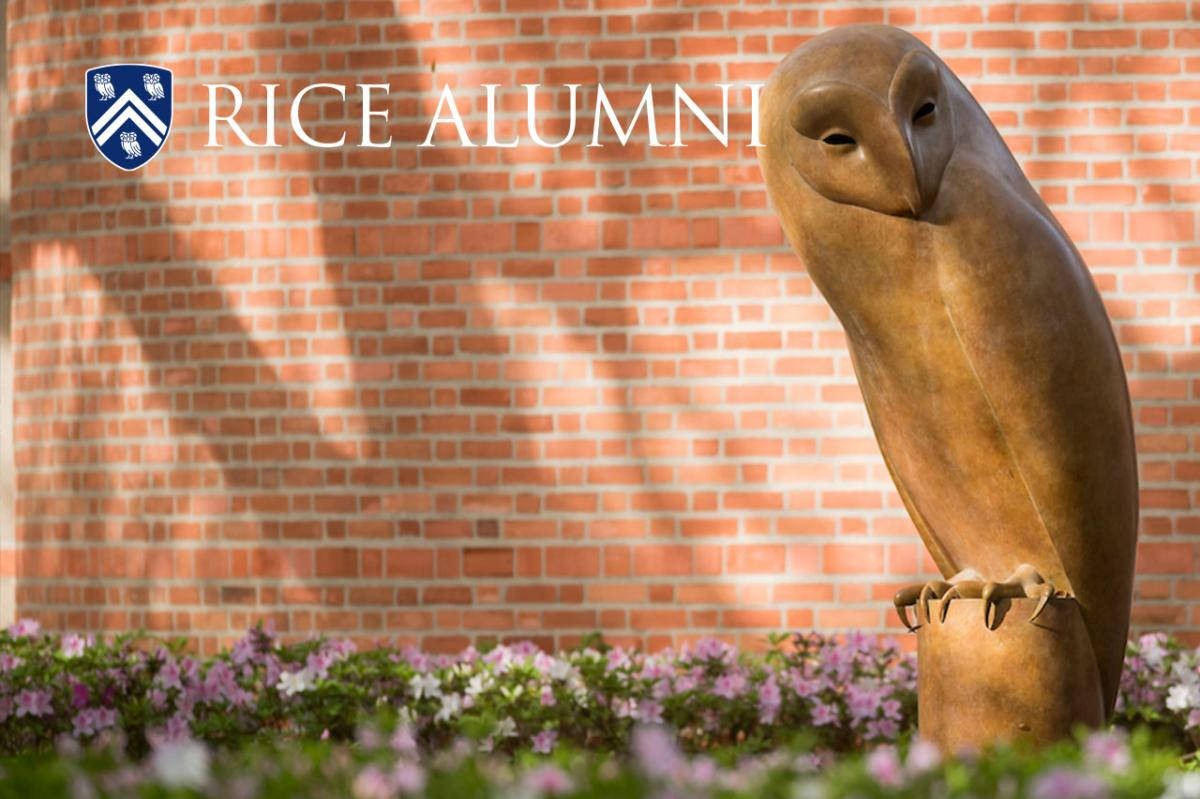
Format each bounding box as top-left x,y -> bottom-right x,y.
85,63 -> 173,171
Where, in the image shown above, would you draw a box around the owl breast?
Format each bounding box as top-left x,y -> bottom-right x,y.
836,151 -> 1137,712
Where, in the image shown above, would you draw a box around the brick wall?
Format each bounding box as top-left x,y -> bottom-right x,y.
6,0 -> 1200,653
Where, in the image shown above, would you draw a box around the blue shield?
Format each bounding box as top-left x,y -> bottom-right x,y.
85,64 -> 173,171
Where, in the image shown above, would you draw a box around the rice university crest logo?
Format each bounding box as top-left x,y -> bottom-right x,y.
85,64 -> 173,171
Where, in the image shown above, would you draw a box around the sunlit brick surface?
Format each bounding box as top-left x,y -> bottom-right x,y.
5,1 -> 1200,652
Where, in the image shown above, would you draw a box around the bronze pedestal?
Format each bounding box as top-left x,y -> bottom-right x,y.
917,596 -> 1105,753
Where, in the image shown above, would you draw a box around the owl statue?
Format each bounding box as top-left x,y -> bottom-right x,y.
93,73 -> 116,101
119,131 -> 142,160
144,72 -> 165,100
757,24 -> 1137,718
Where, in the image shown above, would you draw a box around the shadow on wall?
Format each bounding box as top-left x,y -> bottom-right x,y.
17,5 -> 1193,650
9,1 -> 849,652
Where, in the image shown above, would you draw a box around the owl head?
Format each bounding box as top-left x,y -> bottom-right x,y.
759,25 -> 958,219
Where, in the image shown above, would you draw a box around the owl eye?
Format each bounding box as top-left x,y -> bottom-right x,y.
821,132 -> 856,147
913,102 -> 936,123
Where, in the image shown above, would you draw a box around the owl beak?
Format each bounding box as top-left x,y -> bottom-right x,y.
899,133 -> 932,218
901,180 -> 923,218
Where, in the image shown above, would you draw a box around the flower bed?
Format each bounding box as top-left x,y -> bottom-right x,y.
0,621 -> 1194,796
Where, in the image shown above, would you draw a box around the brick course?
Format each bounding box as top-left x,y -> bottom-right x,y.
5,0 -> 1200,652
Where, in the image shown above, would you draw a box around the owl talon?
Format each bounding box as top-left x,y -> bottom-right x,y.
894,580 -> 955,631
938,580 -> 983,623
919,581 -> 951,624
1028,584 -> 1058,622
893,585 -> 924,632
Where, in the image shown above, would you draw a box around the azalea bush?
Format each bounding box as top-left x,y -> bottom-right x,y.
2,620 -> 1200,796
0,722 -> 1187,799
1116,632 -> 1200,752
0,622 -> 914,758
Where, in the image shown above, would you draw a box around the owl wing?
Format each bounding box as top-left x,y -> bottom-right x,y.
931,160 -> 1138,715
848,346 -> 958,579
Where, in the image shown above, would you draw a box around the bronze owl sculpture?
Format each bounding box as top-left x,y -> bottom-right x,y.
757,24 -> 1138,718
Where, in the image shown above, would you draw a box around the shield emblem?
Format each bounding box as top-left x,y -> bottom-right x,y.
85,64 -> 173,171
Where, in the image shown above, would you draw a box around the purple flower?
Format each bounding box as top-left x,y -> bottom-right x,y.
810,700 -> 837,726
866,718 -> 900,741
155,658 -> 183,692
758,676 -> 782,724
72,707 -> 117,738
673,672 -> 700,694
634,699 -> 664,725
692,637 -> 733,663
8,619 -> 39,638
148,714 -> 192,747
865,745 -> 904,787
531,729 -> 558,754
846,681 -> 886,721
71,682 -> 90,709
713,671 -> 747,700
0,653 -> 23,673
1030,768 -> 1109,799
15,689 -> 52,718
306,650 -> 335,681
632,725 -> 685,782
539,685 -> 556,707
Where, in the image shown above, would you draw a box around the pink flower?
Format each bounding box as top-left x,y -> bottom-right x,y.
390,724 -> 417,754
905,738 -> 942,774
1030,768 -> 1108,799
632,725 -> 686,782
539,685 -> 556,707
1084,730 -> 1131,771
61,634 -> 87,658
521,764 -> 573,795
866,745 -> 904,787
531,729 -> 558,754
351,765 -> 392,799
606,647 -> 631,672
15,689 -> 52,718
713,671 -> 747,699
392,761 -> 426,794
0,654 -> 23,673
8,619 -> 39,638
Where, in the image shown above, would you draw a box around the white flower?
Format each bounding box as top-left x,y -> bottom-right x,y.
495,716 -> 517,738
151,739 -> 210,790
548,659 -> 572,681
435,692 -> 463,722
409,672 -> 442,701
1168,683 -> 1200,712
465,673 -> 493,698
276,668 -> 313,697
1164,772 -> 1200,799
